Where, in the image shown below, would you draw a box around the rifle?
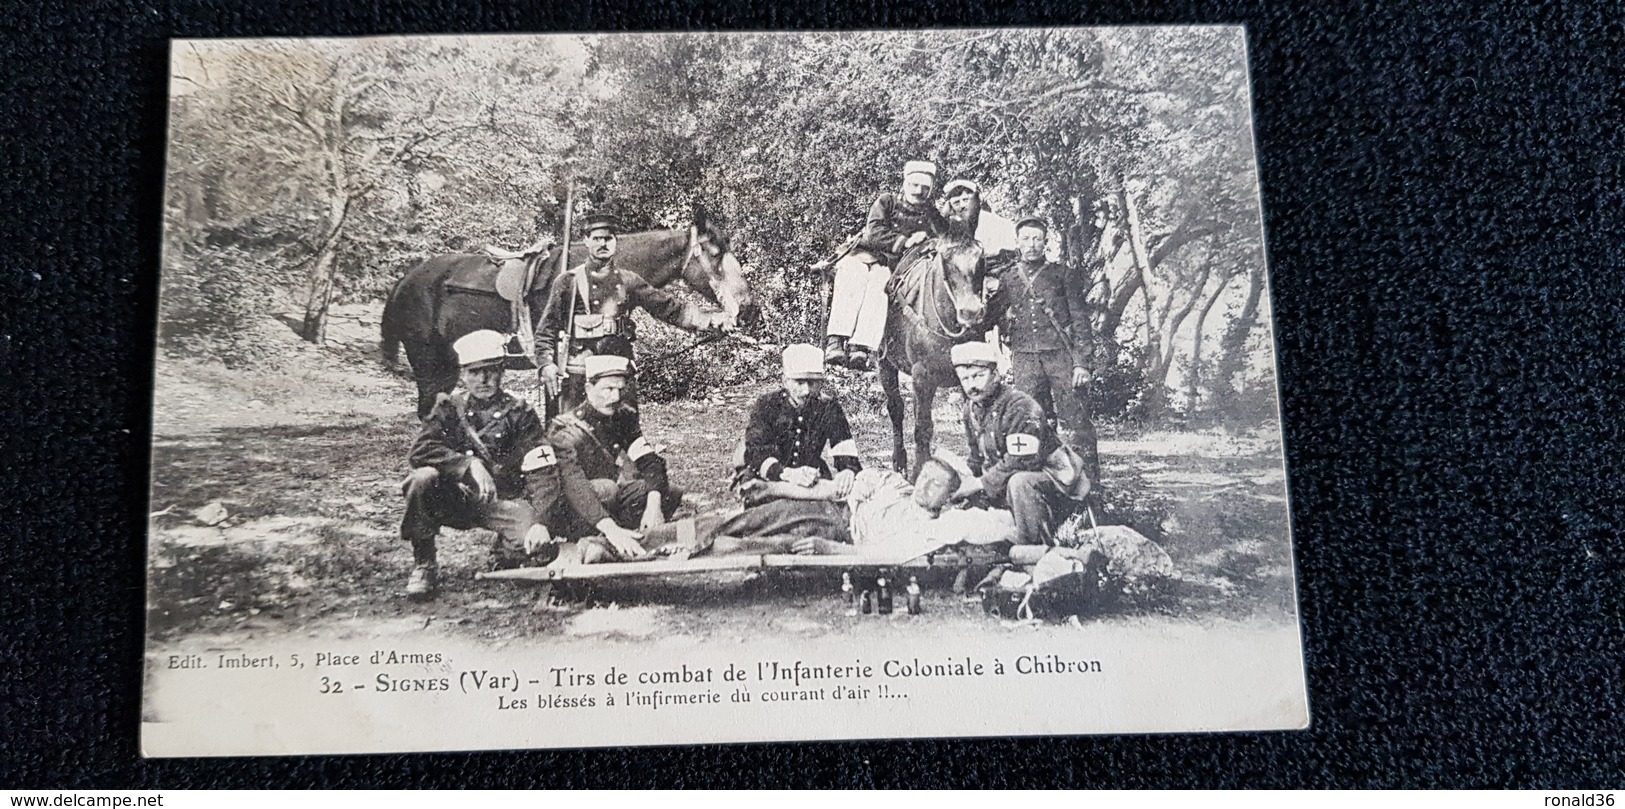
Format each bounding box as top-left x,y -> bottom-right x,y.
549,182 -> 577,411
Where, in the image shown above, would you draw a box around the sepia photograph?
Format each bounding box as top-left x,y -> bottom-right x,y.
143,26 -> 1307,756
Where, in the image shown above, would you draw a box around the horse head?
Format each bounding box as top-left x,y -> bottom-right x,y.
682,204 -> 760,330
935,233 -> 986,333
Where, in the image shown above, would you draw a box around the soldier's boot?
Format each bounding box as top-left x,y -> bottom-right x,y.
406,564 -> 439,600
407,539 -> 439,600
823,335 -> 849,366
845,344 -> 874,370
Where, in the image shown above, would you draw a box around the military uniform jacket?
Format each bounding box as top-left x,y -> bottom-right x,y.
548,403 -> 669,492
986,259 -> 1093,368
410,390 -> 603,517
743,389 -> 862,481
857,193 -> 949,266
536,261 -> 697,367
962,381 -> 1060,500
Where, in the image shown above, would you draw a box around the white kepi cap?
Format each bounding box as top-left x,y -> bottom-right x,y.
452,330 -> 508,368
583,354 -> 632,383
950,341 -> 1000,368
781,343 -> 825,380
902,160 -> 938,182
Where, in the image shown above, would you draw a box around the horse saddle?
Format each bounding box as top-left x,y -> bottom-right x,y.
443,248 -> 551,302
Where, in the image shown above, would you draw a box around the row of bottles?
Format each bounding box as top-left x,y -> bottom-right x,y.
842,571 -> 923,616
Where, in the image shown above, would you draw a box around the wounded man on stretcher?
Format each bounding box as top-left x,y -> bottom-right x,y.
574,456 -> 1012,565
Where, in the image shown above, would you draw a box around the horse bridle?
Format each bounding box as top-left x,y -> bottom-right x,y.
899,249 -> 976,340
680,225 -> 707,279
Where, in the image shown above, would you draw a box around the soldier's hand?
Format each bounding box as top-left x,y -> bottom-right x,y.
523,523 -> 553,555
467,460 -> 496,503
904,231 -> 928,249
705,311 -> 735,334
1071,367 -> 1092,388
953,475 -> 986,501
832,469 -> 857,498
600,524 -> 648,560
784,466 -> 819,488
541,364 -> 562,397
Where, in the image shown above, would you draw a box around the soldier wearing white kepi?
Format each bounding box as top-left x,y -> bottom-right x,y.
399,330 -> 601,600
824,160 -> 949,370
949,341 -> 1083,547
741,343 -> 862,499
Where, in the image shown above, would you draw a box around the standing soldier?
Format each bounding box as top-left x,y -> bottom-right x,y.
399,330 -> 602,600
824,160 -> 948,370
536,213 -> 716,416
548,355 -> 681,549
949,341 -> 1073,547
741,343 -> 862,498
985,215 -> 1101,487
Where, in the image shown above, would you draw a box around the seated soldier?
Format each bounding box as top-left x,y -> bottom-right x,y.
741,343 -> 861,499
940,178 -> 1020,270
548,355 -> 682,544
400,330 -> 603,600
578,456 -> 1013,564
825,160 -> 949,370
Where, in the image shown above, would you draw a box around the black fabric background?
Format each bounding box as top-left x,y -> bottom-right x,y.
3,0 -> 1622,788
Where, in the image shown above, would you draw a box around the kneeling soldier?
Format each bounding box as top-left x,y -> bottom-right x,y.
742,343 -> 862,499
950,341 -> 1077,547
548,355 -> 682,544
400,330 -> 602,600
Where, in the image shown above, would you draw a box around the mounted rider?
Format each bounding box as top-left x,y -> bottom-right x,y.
940,178 -> 1022,284
535,213 -> 716,416
824,160 -> 950,370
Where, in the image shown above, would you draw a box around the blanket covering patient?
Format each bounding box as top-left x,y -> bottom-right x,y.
577,455 -> 1012,564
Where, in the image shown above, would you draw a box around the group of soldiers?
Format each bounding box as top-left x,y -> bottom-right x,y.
825,158 -> 1101,481
397,159 -> 1105,599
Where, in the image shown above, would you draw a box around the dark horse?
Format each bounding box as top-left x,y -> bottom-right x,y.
382,206 -> 757,418
877,232 -> 987,475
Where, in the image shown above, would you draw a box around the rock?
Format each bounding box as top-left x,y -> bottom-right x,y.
1054,518 -> 1176,581
194,501 -> 229,526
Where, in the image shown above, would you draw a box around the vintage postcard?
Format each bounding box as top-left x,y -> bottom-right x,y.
144,26 -> 1306,756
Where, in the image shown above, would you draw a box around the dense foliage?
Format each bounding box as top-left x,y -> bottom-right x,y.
163,29 -> 1276,424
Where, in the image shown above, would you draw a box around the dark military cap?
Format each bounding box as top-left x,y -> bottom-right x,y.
581,212 -> 621,235
1014,216 -> 1049,233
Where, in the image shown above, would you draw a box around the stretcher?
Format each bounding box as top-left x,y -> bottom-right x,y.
475,540 -> 993,610
475,541 -> 980,584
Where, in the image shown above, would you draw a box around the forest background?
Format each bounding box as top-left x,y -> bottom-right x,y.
161,28 -> 1276,427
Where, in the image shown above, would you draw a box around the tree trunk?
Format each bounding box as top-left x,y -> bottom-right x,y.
1118,187 -> 1159,376
299,76 -> 351,345
1187,270 -> 1236,411
1212,265 -> 1265,411
300,248 -> 336,343
299,195 -> 350,344
1136,260 -> 1211,420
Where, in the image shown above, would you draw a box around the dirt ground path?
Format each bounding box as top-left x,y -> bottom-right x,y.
146,325 -> 1298,650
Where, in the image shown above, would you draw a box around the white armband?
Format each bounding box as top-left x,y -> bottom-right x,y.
1005,433 -> 1041,457
760,457 -> 783,480
521,445 -> 558,471
628,436 -> 657,462
830,439 -> 858,458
